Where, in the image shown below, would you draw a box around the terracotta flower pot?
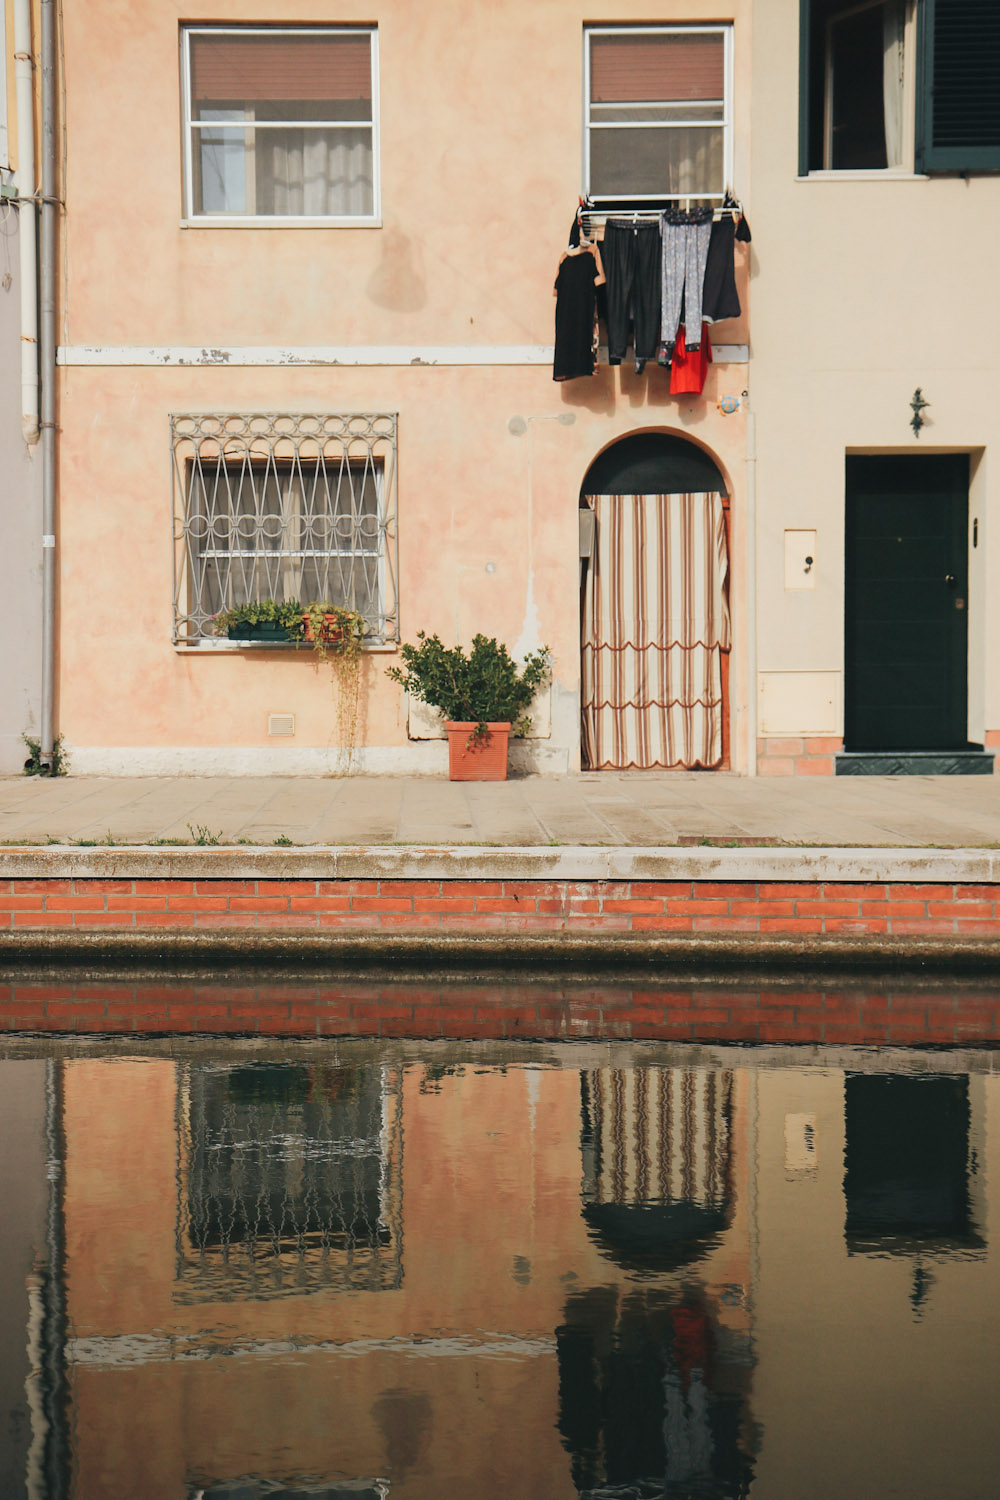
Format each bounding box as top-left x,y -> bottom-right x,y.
445,721 -> 511,781
302,613 -> 345,645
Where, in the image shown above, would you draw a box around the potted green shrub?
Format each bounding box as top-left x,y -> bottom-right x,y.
386,632 -> 551,781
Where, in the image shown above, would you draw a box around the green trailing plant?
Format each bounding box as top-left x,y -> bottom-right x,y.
22,733 -> 67,776
212,598 -> 306,638
386,632 -> 551,739
298,603 -> 366,663
299,604 -> 367,772
213,600 -> 367,772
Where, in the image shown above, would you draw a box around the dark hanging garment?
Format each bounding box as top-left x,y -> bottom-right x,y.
601,220 -> 661,372
553,243 -> 605,381
702,216 -> 741,324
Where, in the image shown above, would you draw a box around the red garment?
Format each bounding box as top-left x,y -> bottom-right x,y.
670,322 -> 713,395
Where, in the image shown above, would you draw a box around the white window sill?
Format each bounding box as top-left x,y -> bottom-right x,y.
795,171 -> 929,182
174,639 -> 398,653
179,217 -> 382,230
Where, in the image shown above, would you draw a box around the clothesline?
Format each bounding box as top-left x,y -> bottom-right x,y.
577,197 -> 745,240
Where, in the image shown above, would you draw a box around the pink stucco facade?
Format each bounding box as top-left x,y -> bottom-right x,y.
54,0 -> 754,775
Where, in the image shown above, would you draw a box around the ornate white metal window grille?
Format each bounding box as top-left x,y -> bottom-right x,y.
171,413 -> 398,645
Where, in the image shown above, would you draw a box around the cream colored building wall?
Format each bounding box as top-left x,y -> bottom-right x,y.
57,0 -> 754,774
750,1 -> 1000,745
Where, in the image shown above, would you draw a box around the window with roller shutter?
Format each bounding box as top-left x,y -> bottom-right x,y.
180,26 -> 379,224
583,25 -> 734,206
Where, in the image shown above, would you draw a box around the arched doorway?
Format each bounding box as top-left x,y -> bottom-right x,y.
580,433 -> 731,770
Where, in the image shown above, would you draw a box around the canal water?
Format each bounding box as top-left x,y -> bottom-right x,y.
1,1031 -> 998,1498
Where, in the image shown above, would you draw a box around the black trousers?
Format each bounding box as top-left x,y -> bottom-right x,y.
602,221 -> 661,369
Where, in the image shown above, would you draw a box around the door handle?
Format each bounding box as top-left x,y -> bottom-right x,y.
945,574 -> 956,585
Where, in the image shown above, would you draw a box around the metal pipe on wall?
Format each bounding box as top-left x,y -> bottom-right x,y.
39,0 -> 56,769
13,0 -> 38,444
744,407 -> 758,776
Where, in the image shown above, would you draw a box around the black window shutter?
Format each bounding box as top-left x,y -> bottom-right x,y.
917,0 -> 1000,171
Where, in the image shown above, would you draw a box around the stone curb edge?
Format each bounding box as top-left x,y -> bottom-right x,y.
3,928 -> 1000,978
0,845 -> 998,882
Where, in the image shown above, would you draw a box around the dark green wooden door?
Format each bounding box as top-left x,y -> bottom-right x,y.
845,455 -> 969,751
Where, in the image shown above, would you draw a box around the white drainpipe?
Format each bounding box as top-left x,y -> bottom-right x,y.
13,0 -> 39,445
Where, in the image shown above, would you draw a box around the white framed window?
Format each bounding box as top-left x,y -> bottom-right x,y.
180,25 -> 380,225
800,0 -> 1000,176
584,24 -> 734,205
801,0 -> 917,173
171,413 -> 398,645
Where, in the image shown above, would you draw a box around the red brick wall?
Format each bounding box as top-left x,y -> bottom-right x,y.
757,736 -> 843,776
1,977 -> 996,1044
1,876 -> 1000,936
986,729 -> 1000,772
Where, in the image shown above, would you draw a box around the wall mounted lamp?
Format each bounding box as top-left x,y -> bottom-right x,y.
910,389 -> 930,438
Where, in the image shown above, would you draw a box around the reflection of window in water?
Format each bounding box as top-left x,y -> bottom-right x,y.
580,1067 -> 734,1274
175,1063 -> 403,1301
557,1286 -> 756,1499
844,1074 -> 985,1258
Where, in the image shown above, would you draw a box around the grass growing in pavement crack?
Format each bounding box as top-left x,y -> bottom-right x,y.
187,823 -> 224,846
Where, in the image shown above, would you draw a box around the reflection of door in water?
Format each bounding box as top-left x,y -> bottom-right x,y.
844,455 -> 969,750
844,1073 -> 983,1257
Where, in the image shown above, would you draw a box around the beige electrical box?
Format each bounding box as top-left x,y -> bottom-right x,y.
784,529 -> 817,590
759,671 -> 840,735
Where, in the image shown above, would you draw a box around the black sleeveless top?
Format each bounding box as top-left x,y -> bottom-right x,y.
553,246 -> 603,381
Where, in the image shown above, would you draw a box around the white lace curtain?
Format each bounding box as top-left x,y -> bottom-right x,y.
259,129 -> 374,217
581,492 -> 730,770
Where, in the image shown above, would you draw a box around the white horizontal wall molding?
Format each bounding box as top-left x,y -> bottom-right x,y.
57,344 -> 750,368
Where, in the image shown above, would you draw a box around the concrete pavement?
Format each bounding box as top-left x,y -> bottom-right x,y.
1,770 -> 999,849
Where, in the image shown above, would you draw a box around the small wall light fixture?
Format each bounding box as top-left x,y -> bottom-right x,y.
910,388 -> 930,438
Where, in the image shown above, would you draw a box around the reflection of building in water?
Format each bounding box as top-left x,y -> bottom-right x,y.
751,1064 -> 1000,1498
844,1073 -> 985,1259
565,1067 -> 755,1499
176,1063 -> 403,1302
581,1067 -> 734,1273
558,1286 -> 755,1500
47,1052 -> 757,1498
0,1060 -> 66,1500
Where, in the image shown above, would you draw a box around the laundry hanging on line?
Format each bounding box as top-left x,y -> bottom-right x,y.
553,199 -> 750,388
